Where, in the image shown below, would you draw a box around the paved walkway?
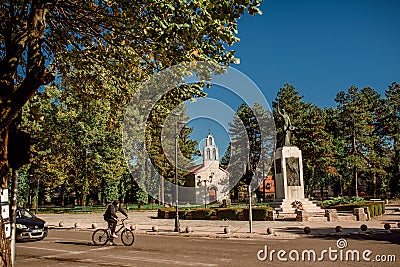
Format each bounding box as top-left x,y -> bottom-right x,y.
38,210 -> 400,239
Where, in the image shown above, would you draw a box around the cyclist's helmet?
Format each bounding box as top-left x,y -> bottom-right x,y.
112,200 -> 120,206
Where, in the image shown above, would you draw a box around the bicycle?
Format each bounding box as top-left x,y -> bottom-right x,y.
92,217 -> 134,246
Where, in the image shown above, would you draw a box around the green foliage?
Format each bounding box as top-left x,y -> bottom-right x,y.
216,207 -> 242,220
188,208 -> 214,219
157,208 -> 189,219
273,84 -> 337,196
330,201 -> 385,218
243,206 -> 272,221
14,168 -> 30,207
321,197 -> 365,208
333,86 -> 389,197
384,82 -> 400,197
135,188 -> 148,205
227,102 -> 274,198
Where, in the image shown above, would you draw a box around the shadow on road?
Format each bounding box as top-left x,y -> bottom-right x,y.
303,230 -> 400,246
55,241 -> 94,246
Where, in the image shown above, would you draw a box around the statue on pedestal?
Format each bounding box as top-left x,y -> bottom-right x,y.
277,102 -> 295,147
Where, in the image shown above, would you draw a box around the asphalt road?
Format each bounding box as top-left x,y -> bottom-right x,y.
16,229 -> 400,267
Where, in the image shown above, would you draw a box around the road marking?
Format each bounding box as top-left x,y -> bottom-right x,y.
107,255 -> 219,266
17,243 -> 112,259
89,246 -> 112,251
17,245 -> 84,254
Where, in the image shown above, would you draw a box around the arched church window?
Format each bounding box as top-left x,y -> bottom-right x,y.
209,136 -> 213,145
212,148 -> 216,160
207,148 -> 210,160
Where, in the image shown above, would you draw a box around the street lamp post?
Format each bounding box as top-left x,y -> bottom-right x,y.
158,115 -> 186,232
36,176 -> 39,215
197,172 -> 214,209
174,118 -> 187,232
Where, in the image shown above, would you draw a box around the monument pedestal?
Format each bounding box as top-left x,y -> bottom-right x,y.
270,146 -> 323,213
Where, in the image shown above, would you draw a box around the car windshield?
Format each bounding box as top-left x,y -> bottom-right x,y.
17,209 -> 35,219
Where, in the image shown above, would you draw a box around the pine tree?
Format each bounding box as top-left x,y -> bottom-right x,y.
334,86 -> 386,197
384,82 -> 400,197
300,105 -> 338,199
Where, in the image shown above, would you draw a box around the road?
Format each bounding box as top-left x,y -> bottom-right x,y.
16,229 -> 400,267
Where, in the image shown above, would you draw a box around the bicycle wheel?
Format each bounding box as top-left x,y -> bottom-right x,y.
92,229 -> 109,245
121,229 -> 134,246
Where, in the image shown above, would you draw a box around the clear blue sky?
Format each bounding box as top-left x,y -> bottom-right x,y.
233,0 -> 400,107
186,0 -> 400,162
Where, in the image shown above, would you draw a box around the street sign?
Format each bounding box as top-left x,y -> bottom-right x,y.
1,205 -> 10,220
1,188 -> 8,202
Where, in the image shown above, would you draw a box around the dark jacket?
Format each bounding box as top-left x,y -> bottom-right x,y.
103,204 -> 128,220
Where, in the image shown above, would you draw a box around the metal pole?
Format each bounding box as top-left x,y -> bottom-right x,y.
36,177 -> 39,215
248,184 -> 253,233
10,169 -> 18,267
204,181 -> 207,209
174,121 -> 180,232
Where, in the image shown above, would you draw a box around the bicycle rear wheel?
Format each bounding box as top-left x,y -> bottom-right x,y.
92,229 -> 109,245
121,229 -> 134,246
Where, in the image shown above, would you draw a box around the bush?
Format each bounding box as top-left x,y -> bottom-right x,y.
157,208 -> 172,218
321,197 -> 366,208
157,208 -> 187,218
331,201 -> 385,218
243,206 -> 272,221
216,208 -> 242,220
190,208 -> 214,219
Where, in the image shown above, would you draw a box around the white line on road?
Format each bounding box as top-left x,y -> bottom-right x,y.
17,244 -> 112,259
17,245 -> 84,255
107,255 -> 219,267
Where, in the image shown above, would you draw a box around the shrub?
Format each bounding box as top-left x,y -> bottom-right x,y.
216,208 -> 242,220
157,208 -> 190,219
243,206 -> 272,221
170,209 -> 189,219
190,208 -> 214,219
331,201 -> 385,218
158,208 -> 174,218
321,197 -> 365,208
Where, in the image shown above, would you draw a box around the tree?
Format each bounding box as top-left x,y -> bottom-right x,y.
384,82 -> 400,197
1,1 -> 263,263
220,142 -> 231,169
334,86 -> 387,197
225,102 -> 274,199
300,105 -> 338,198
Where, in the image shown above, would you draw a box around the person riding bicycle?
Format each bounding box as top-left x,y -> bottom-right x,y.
103,200 -> 128,238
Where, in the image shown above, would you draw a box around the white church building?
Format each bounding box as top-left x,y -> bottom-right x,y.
184,133 -> 230,204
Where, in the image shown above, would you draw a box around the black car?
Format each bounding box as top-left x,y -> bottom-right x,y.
16,208 -> 48,241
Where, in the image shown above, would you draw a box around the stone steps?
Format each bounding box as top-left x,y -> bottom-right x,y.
270,198 -> 324,213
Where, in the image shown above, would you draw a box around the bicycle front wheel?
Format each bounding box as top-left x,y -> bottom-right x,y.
92,229 -> 109,245
121,229 -> 134,246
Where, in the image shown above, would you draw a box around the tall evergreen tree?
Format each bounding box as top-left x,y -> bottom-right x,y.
334,86 -> 386,197
300,105 -> 338,198
384,82 -> 400,197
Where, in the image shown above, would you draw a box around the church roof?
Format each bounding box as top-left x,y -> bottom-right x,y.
186,164 -> 204,173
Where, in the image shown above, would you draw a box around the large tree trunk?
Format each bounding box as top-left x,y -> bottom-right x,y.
0,3 -> 53,263
0,127 -> 11,266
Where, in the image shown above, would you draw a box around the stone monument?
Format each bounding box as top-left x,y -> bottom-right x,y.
270,105 -> 323,213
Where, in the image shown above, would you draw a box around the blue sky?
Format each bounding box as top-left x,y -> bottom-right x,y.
234,0 -> 400,107
186,0 -> 400,162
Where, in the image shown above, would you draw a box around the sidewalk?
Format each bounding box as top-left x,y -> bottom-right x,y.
38,210 -> 400,239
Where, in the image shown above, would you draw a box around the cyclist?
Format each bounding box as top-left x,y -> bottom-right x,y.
103,200 -> 128,238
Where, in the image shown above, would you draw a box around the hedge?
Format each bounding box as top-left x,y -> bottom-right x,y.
330,201 -> 385,218
243,206 -> 272,221
216,208 -> 243,220
157,206 -> 274,220
157,208 -> 188,219
189,208 -> 214,219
